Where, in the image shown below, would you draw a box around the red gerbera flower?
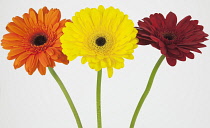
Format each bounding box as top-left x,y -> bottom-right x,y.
1,7 -> 70,75
137,12 -> 208,66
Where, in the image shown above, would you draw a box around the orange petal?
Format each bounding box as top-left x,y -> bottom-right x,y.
25,54 -> 34,71
50,47 -> 60,60
1,40 -> 23,48
38,62 -> 46,75
31,55 -> 39,70
49,59 -> 56,67
45,9 -> 61,26
12,16 -> 28,30
55,55 -> 69,65
51,48 -> 69,64
46,47 -> 54,55
8,48 -> 25,58
46,53 -> 54,67
25,54 -> 38,75
7,22 -> 25,36
44,9 -> 53,25
49,9 -> 61,26
38,52 -> 51,67
44,12 -> 49,26
57,33 -> 63,39
60,19 -> 71,27
23,13 -> 32,28
3,33 -> 22,40
53,40 -> 61,47
29,8 -> 38,25
6,25 -> 13,33
28,17 -> 36,27
40,7 -> 49,25
56,26 -> 63,36
14,58 -> 27,69
7,52 -> 21,60
42,6 -> 49,14
52,22 -> 60,32
38,8 -> 44,23
13,52 -> 30,69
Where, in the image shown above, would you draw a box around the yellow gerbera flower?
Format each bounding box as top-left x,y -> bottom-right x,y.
61,5 -> 138,78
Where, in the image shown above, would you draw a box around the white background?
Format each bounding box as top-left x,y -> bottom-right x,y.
0,0 -> 210,128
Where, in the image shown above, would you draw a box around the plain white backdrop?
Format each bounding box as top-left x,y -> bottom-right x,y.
0,0 -> 210,128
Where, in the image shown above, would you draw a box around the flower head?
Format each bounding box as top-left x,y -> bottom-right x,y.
61,5 -> 138,77
137,12 -> 208,66
1,7 -> 69,75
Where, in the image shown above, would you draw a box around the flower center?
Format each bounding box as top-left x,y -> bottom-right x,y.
163,33 -> 176,40
32,35 -> 47,46
96,37 -> 106,46
87,32 -> 114,55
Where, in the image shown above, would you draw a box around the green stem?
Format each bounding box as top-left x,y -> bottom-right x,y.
130,55 -> 165,128
48,67 -> 83,128
96,70 -> 102,128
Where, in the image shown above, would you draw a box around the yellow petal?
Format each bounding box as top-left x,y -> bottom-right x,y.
100,59 -> 107,68
81,57 -> 87,64
107,67 -> 113,78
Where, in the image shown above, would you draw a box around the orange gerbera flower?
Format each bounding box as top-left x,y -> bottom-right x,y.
1,7 -> 69,75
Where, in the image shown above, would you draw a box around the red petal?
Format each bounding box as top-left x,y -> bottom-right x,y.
191,43 -> 206,48
166,57 -> 177,66
151,43 -> 160,49
137,39 -> 152,45
176,15 -> 191,29
138,21 -> 152,33
186,52 -> 194,59
166,12 -> 177,28
177,55 -> 186,61
177,47 -> 190,53
168,49 -> 180,55
150,36 -> 161,43
179,46 -> 202,53
150,14 -> 160,28
150,13 -> 165,28
160,47 -> 167,54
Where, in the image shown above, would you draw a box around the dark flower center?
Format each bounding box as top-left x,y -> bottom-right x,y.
32,35 -> 47,46
163,33 -> 176,40
96,37 -> 106,46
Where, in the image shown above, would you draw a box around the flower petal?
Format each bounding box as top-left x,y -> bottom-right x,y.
38,52 -> 51,67
38,62 -> 46,75
107,67 -> 113,78
14,52 -> 30,69
186,52 -> 194,59
166,12 -> 177,28
166,57 -> 176,66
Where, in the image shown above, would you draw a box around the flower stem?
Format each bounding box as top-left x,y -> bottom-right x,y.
130,55 -> 165,128
96,70 -> 102,128
48,67 -> 83,128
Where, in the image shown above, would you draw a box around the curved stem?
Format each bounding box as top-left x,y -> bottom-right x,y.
48,67 -> 83,128
130,55 -> 165,128
96,70 -> 102,128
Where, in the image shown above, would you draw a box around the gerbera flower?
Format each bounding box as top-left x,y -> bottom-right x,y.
137,12 -> 208,66
1,7 -> 69,75
61,5 -> 138,78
